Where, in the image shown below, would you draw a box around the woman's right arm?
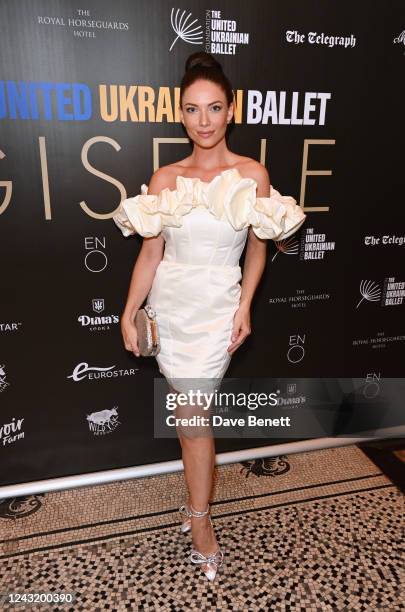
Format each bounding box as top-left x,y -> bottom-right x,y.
120,168 -> 170,356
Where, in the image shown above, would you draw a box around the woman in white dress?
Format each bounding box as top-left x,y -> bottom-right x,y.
113,52 -> 306,582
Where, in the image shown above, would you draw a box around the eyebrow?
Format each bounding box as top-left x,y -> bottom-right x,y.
184,100 -> 223,106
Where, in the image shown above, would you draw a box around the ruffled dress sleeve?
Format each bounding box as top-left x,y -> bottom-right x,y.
249,186 -> 307,241
112,184 -> 192,238
112,174 -> 307,241
219,178 -> 306,241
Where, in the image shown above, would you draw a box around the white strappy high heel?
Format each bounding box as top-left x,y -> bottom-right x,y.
179,502 -> 224,582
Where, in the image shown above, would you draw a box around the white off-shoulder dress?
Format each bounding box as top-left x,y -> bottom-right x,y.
113,168 -> 306,394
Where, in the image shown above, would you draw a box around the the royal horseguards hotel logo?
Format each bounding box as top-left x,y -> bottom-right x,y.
169,7 -> 250,54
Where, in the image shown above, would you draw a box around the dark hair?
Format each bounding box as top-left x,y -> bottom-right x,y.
180,52 -> 234,108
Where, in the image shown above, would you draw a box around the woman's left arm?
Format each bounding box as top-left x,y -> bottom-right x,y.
227,164 -> 270,355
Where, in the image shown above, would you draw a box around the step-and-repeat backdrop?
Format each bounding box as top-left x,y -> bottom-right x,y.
1,0 -> 404,487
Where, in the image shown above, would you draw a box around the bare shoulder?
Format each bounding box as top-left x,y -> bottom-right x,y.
237,158 -> 270,196
237,158 -> 270,183
147,165 -> 179,195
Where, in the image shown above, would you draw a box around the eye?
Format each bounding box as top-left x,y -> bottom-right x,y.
212,105 -> 222,111
186,107 -> 196,113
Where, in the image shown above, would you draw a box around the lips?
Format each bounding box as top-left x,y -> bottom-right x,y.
197,131 -> 214,137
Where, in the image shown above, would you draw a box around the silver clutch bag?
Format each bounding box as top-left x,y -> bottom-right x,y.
134,304 -> 161,357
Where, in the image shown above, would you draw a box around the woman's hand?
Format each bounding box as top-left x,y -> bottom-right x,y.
227,303 -> 251,355
121,314 -> 140,357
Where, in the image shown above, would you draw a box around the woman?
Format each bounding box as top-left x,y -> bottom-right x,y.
113,52 -> 306,582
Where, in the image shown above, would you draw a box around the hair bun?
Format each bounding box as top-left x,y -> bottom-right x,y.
185,52 -> 223,73
180,51 -> 233,107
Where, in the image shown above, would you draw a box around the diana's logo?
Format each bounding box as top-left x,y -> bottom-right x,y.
169,8 -> 203,52
92,298 -> 104,313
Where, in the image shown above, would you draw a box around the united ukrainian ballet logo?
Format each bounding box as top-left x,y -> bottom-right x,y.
271,236 -> 301,262
169,8 -> 203,51
272,228 -> 336,263
356,280 -> 381,309
393,30 -> 405,52
356,277 -> 405,308
169,8 -> 250,54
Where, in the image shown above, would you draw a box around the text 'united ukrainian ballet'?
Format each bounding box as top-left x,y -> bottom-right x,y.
0,81 -> 331,125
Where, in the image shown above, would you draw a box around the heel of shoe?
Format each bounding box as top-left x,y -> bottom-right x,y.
178,503 -> 192,533
181,520 -> 191,534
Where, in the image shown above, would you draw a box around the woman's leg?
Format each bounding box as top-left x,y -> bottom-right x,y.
169,384 -> 220,562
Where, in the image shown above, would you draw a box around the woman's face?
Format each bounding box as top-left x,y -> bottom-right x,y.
179,79 -> 233,147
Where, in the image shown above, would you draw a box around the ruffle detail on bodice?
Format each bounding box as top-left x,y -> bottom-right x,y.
112,168 -> 306,240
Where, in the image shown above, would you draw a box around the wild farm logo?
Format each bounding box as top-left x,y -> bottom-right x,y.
86,407 -> 121,435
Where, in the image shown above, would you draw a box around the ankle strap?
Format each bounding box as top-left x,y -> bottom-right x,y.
189,503 -> 210,517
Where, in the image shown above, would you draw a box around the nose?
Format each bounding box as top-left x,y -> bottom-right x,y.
199,109 -> 209,126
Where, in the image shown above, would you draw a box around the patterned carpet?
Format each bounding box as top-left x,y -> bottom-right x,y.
0,444 -> 403,611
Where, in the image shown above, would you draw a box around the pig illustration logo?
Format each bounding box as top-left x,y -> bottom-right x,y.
0,364 -> 10,392
86,407 -> 120,435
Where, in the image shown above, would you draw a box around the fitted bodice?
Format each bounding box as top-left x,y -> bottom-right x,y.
112,168 -> 307,249
161,206 -> 248,267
